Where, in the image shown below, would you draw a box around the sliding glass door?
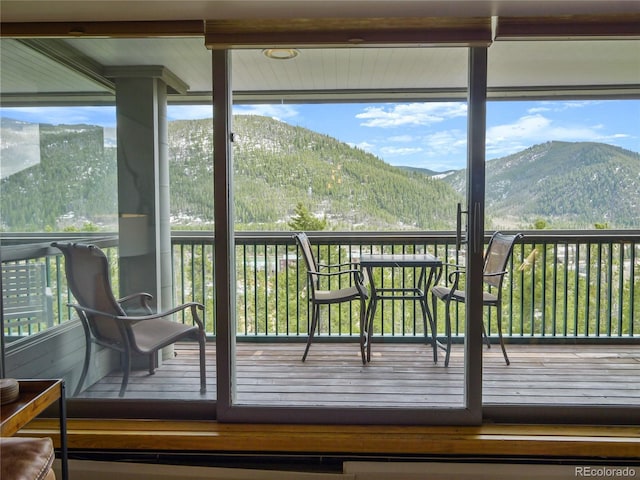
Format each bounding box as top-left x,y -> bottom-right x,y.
212,42 -> 489,424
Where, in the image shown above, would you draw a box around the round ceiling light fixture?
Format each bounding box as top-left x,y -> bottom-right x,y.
262,48 -> 300,60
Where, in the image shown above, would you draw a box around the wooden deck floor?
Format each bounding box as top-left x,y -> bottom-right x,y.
78,342 -> 640,407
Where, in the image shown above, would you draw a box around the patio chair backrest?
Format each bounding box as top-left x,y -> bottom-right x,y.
482,232 -> 522,290
293,232 -> 320,283
52,242 -> 127,345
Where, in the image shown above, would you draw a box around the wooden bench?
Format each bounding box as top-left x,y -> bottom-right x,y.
2,263 -> 54,335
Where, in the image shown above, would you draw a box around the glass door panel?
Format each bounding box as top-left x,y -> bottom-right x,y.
217,46 -> 487,423
482,98 -> 640,413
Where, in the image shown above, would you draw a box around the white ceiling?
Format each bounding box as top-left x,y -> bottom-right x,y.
2,37 -> 638,105
1,1 -> 639,105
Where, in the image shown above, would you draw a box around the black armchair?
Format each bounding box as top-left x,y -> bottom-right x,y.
293,233 -> 369,364
52,242 -> 206,397
430,232 -> 523,366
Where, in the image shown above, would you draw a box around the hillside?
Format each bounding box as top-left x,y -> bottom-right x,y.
440,141 -> 640,229
1,115 -> 462,231
168,115 -> 462,230
0,118 -> 117,230
1,116 -> 638,232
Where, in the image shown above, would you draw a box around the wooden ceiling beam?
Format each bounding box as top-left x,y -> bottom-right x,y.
495,14 -> 640,40
0,20 -> 204,38
205,17 -> 492,48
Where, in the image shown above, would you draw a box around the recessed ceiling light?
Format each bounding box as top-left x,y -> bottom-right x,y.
263,48 -> 300,60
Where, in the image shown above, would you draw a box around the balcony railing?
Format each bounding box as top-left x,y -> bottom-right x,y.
2,231 -> 639,343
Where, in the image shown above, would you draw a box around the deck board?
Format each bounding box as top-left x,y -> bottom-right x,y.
78,343 -> 640,407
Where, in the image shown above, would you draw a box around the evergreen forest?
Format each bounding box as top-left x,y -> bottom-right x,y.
1,115 -> 639,232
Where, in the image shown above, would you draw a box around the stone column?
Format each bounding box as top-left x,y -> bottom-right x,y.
107,66 -> 188,313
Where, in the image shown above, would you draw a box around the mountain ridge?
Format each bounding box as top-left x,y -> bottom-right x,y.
440,140 -> 639,229
168,115 -> 462,230
1,115 -> 638,231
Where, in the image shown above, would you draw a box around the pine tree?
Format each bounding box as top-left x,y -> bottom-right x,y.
288,202 -> 327,231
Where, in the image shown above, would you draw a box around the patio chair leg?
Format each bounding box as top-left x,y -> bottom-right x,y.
430,294 -> 439,364
149,353 -> 156,375
497,308 -> 510,366
444,300 -> 452,367
198,331 -> 207,392
362,298 -> 372,363
359,297 -> 368,365
302,304 -> 320,362
418,297 -> 428,344
74,337 -> 92,396
365,297 -> 378,363
482,322 -> 491,349
119,349 -> 131,397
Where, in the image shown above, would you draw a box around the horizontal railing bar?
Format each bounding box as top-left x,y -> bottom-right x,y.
5,230 -> 639,251
3,230 -> 639,344
234,334 -> 640,345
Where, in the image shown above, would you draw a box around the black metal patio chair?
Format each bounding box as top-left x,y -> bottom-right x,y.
52,242 -> 206,397
293,232 -> 369,364
430,232 -> 523,367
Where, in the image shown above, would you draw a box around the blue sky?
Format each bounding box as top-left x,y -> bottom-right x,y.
2,99 -> 638,172
234,100 -> 640,171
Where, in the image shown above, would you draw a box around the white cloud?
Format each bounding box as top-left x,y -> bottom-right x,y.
356,102 -> 467,128
529,100 -> 597,114
486,142 -> 530,159
350,141 -> 375,152
488,113 -> 611,145
380,146 -> 423,156
380,129 -> 467,169
168,105 -> 213,120
485,112 -> 622,158
0,106 -> 115,127
388,134 -> 416,142
561,100 -> 596,110
527,106 -> 551,114
424,130 -> 467,156
487,114 -> 552,146
232,104 -> 299,121
486,114 -> 555,157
